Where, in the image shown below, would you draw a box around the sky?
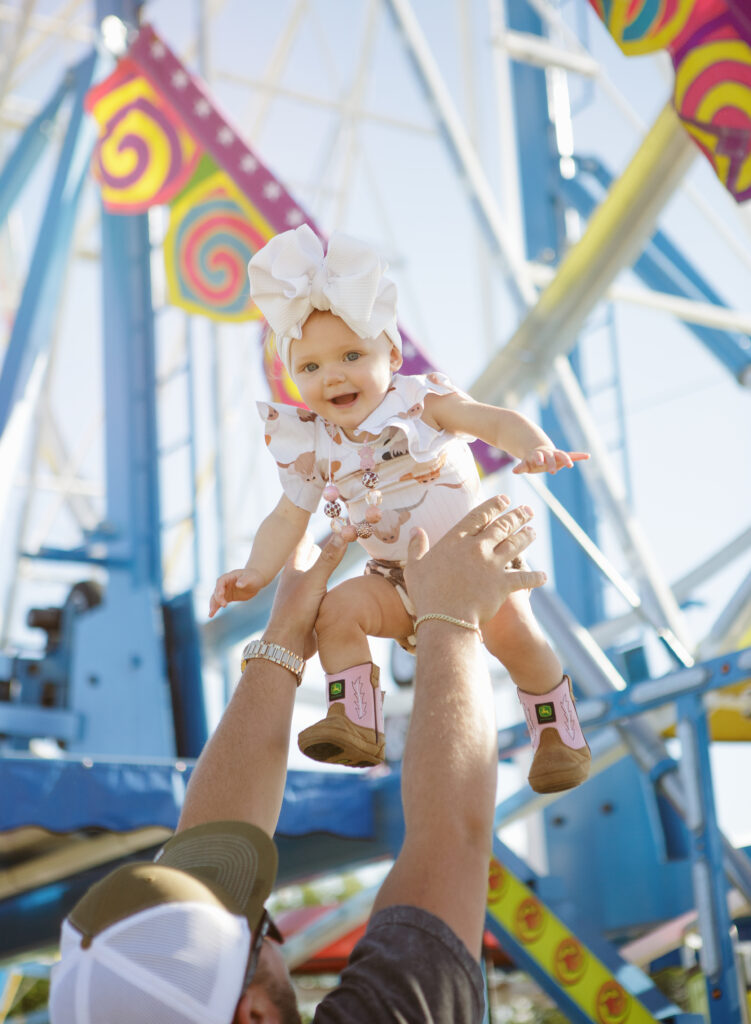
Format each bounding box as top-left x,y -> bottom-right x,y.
2,0 -> 751,850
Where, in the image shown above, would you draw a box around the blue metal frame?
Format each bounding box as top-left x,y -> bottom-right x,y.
0,68 -> 74,229
0,52 -> 99,441
60,152 -> 177,755
0,0 -> 205,758
507,0 -> 605,628
0,756 -> 402,956
563,160 -> 751,383
676,693 -> 743,1023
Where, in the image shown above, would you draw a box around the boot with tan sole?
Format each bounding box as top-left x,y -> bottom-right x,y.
298,662 -> 385,768
517,675 -> 590,794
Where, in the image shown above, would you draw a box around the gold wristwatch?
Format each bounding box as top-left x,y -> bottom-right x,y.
240,639 -> 305,686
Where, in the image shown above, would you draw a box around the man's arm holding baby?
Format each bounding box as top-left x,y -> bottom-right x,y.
209,495 -> 311,617
184,530 -> 351,836
423,390 -> 589,475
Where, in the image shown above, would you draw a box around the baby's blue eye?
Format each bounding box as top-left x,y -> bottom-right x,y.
345,352 -> 360,362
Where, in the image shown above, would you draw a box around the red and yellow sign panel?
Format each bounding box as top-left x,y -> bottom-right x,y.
486,855 -> 656,1022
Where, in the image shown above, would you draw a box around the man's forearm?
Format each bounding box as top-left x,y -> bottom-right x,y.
179,530 -> 350,839
372,620 -> 497,954
402,622 -> 497,845
177,634 -> 301,837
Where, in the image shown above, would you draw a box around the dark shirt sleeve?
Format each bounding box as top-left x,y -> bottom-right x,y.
312,905 -> 485,1024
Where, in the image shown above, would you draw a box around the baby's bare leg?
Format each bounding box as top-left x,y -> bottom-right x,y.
315,575 -> 414,672
482,589 -> 562,694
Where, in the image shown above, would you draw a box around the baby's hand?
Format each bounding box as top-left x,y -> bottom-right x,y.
209,568 -> 266,618
513,445 -> 590,475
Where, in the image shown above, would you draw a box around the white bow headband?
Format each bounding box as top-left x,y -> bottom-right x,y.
248,225 -> 402,375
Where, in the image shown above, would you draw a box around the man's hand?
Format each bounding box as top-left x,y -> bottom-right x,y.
209,568 -> 265,618
513,445 -> 589,475
263,530 -> 352,659
405,495 -> 547,626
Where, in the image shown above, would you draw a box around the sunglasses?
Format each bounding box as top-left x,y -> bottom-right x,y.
242,909 -> 283,989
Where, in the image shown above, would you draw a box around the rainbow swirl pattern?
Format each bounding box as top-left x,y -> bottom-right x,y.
165,168 -> 275,321
673,19 -> 751,201
588,0 -> 696,54
85,60 -> 199,213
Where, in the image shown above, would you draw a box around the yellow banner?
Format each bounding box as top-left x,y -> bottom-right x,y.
487,855 -> 658,1023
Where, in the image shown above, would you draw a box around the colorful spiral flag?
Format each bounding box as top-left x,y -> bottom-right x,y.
670,3 -> 751,201
165,165 -> 274,321
588,0 -> 696,54
261,327 -> 305,408
589,0 -> 751,201
84,59 -> 200,213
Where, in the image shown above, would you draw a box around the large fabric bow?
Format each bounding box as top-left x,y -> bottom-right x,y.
248,225 -> 401,374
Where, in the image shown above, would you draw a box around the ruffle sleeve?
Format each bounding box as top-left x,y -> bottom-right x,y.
257,401 -> 325,513
353,372 -> 477,463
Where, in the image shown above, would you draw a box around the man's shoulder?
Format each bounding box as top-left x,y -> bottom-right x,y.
312,905 -> 484,1024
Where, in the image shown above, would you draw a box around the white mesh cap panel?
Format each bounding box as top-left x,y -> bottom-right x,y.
88,963 -> 193,1024
50,903 -> 251,1024
49,944 -> 80,1024
108,907 -> 223,1002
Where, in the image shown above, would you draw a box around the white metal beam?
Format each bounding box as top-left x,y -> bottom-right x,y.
550,356 -> 695,663
0,0 -> 37,112
383,0 -> 536,311
527,261 -> 751,335
214,69 -> 434,135
0,2 -> 93,46
331,0 -> 380,229
471,103 -> 696,406
590,524 -> 751,649
700,568 -> 751,658
493,27 -> 600,76
489,0 -> 527,282
385,1 -> 696,662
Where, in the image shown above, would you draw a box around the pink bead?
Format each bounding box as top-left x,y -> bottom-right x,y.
323,483 -> 340,501
364,506 -> 382,523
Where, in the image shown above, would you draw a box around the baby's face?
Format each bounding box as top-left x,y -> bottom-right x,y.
290,311 -> 401,439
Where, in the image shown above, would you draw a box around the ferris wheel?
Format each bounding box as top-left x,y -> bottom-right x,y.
1,1 -> 751,1019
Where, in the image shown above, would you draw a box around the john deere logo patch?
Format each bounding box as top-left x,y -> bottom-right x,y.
329,680 -> 345,701
535,702 -> 555,724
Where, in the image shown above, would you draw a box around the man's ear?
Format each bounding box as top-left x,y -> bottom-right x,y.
234,985 -> 278,1024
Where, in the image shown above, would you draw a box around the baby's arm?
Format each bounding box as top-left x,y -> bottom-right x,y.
209,494 -> 311,617
422,391 -> 589,475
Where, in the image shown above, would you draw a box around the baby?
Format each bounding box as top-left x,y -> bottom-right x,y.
210,225 -> 591,794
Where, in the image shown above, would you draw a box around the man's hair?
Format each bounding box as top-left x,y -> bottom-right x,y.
251,955 -> 303,1024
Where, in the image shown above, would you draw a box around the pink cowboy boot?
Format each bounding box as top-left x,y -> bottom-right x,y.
298,663 -> 385,767
517,675 -> 591,794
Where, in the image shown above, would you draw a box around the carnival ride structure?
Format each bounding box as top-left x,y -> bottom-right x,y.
1,0 -> 751,1021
